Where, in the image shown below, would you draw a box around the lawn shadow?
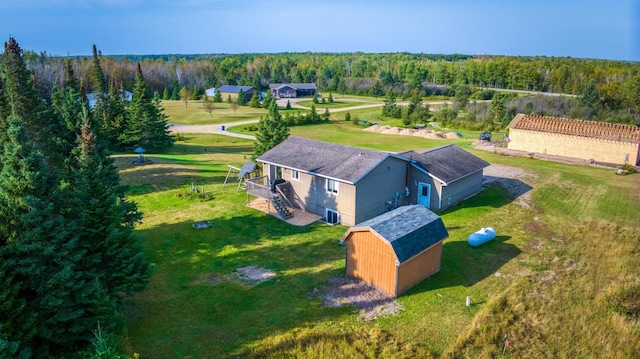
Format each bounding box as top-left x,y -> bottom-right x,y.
403,235 -> 521,296
127,214 -> 351,358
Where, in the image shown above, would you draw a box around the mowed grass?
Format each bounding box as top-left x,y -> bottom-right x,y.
122,100 -> 640,358
163,99 -> 266,125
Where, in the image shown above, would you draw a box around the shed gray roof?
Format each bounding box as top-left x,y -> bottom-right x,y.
218,85 -> 254,93
400,144 -> 489,184
257,136 -> 391,184
349,205 -> 448,263
269,83 -> 317,90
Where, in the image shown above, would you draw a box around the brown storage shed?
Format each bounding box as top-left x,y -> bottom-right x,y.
341,205 -> 449,297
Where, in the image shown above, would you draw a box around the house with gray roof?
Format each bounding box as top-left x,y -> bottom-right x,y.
249,137 -> 489,226
401,144 -> 490,211
254,136 -> 410,226
341,205 -> 449,297
217,85 -> 257,102
269,83 -> 317,98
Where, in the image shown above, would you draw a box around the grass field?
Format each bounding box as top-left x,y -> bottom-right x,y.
120,98 -> 640,358
163,99 -> 267,125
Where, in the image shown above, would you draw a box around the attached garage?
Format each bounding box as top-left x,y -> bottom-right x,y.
341,205 -> 449,297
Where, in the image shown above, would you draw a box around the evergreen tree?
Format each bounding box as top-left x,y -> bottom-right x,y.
0,114 -> 93,357
171,86 -> 179,100
261,90 -> 274,108
237,89 -> 247,106
162,87 -> 170,100
248,91 -> 261,108
286,100 -> 291,110
382,89 -> 401,118
406,89 -> 422,117
323,107 -> 331,121
71,118 -> 149,303
63,59 -> 80,94
213,88 -> 223,103
307,104 -> 321,122
489,92 -> 506,122
453,83 -> 471,111
1,37 -> 56,155
122,64 -> 174,152
0,71 -> 9,146
579,79 -> 602,119
191,86 -> 199,100
89,44 -> 107,95
371,80 -> 384,97
328,93 -> 334,103
227,94 -> 232,103
253,101 -> 289,159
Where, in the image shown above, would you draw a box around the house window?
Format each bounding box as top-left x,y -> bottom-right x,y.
291,170 -> 300,181
326,179 -> 339,195
447,197 -> 452,205
326,209 -> 339,224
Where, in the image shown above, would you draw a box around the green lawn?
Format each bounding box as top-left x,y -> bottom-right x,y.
122,99 -> 640,358
163,99 -> 266,125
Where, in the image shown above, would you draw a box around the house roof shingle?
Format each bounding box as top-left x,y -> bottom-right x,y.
348,205 -> 448,263
400,144 -> 490,184
217,85 -> 254,93
508,113 -> 640,143
257,136 -> 390,184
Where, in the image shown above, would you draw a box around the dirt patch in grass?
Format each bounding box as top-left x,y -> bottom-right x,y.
363,124 -> 459,139
312,277 -> 405,321
483,164 -> 536,209
193,266 -> 277,288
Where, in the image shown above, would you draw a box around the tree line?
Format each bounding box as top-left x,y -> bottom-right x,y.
0,38 -> 165,358
23,50 -> 640,126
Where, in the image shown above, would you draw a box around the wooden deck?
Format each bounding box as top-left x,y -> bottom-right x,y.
247,198 -> 322,226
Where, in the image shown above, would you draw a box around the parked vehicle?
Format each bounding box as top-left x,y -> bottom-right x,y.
479,131 -> 492,141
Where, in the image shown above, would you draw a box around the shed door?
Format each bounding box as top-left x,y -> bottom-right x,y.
417,182 -> 431,208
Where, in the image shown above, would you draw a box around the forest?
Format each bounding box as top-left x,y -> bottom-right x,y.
24,49 -> 640,127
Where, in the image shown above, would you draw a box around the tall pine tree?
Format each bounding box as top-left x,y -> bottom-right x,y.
253,101 -> 289,159
122,63 -> 173,152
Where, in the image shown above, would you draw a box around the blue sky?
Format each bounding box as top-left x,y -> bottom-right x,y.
1,0 -> 638,61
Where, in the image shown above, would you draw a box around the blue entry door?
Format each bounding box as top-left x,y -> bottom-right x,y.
417,182 -> 431,208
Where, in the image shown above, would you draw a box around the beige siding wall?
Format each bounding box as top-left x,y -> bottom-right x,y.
396,241 -> 443,296
285,168 -> 357,225
355,157 -> 410,224
508,129 -> 640,165
440,171 -> 484,211
345,231 -> 398,297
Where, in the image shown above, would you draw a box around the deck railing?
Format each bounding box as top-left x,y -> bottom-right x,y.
246,176 -> 274,199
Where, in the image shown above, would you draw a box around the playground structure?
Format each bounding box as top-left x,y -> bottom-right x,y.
223,162 -> 258,190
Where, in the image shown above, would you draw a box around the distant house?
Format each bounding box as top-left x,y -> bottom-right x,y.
86,90 -> 133,109
217,85 -> 257,102
401,144 -> 490,211
507,113 -> 640,166
269,83 -> 317,98
247,137 -> 489,226
341,205 -> 449,297
205,87 -> 216,97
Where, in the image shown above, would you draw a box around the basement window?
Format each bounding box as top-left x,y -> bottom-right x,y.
326,209 -> 339,224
